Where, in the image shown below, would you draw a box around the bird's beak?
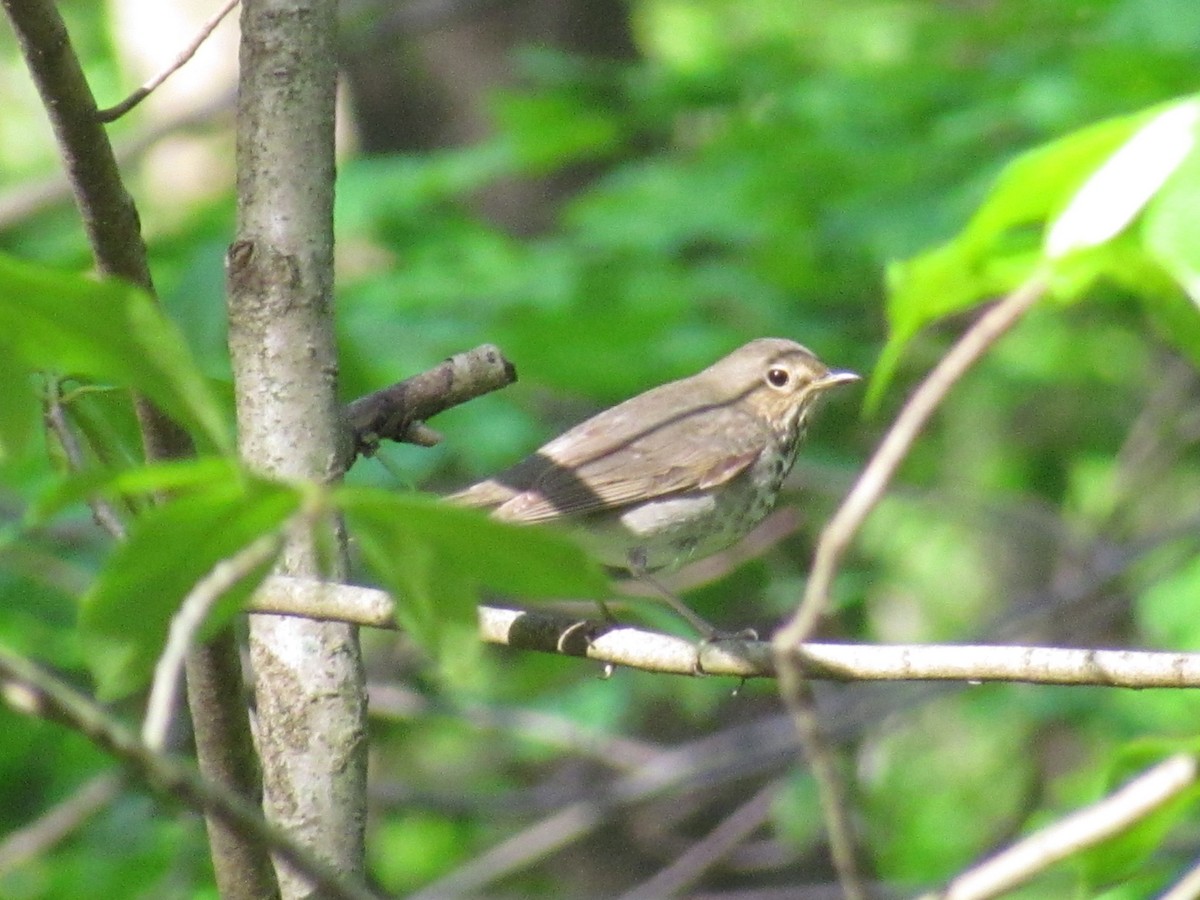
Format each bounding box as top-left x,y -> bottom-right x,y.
814,369 -> 861,392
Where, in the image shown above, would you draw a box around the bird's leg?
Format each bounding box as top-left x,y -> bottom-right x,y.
626,550 -> 757,642
594,599 -> 618,624
640,570 -> 721,639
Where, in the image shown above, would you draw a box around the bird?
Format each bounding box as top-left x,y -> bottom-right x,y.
449,338 -> 858,636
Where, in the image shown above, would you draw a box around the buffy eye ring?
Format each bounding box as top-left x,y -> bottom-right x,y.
767,367 -> 790,388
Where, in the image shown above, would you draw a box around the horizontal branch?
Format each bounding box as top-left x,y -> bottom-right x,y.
251,577 -> 1200,688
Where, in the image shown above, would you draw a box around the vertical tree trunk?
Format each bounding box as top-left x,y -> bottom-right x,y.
226,1 -> 368,895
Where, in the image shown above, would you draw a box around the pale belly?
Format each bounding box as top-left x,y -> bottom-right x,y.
573,482 -> 771,573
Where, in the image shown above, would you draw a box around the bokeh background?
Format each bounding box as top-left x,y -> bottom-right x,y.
2,0 -> 1200,896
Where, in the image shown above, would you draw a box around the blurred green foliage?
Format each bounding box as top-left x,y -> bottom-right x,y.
2,0 -> 1200,896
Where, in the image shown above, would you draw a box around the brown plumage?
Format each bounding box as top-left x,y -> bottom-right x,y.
450,338 -> 858,580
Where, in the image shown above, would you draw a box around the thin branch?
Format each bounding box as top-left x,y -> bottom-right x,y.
185,633 -> 279,900
0,541 -> 90,597
787,683 -> 866,899
779,642 -> 1200,688
1107,357 -> 1200,525
410,802 -> 601,900
250,576 -> 1200,688
2,0 -> 153,288
0,772 -> 124,875
932,753 -> 1198,900
618,780 -> 779,900
0,90 -> 234,230
771,272 -> 1051,900
142,531 -> 283,750
96,0 -> 240,122
0,647 -> 380,900
407,714 -> 802,899
776,270 -> 1051,650
256,575 -> 399,627
344,342 -> 517,462
42,378 -> 127,540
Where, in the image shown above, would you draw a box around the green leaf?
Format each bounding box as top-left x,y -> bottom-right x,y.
65,384 -> 146,471
875,101 -> 1181,406
0,254 -> 231,453
1137,287 -> 1200,370
1047,100 -> 1200,259
351,511 -> 475,661
1136,553 -> 1200,649
30,457 -> 243,526
492,91 -> 623,173
80,476 -> 299,699
338,487 -> 609,656
1144,137 -> 1200,306
875,238 -> 1040,405
1077,744 -> 1200,890
0,341 -> 38,461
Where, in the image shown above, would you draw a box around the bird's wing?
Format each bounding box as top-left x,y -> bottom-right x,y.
485,403 -> 770,524
447,452 -> 549,509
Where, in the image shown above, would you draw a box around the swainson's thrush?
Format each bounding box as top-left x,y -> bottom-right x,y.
450,338 -> 858,635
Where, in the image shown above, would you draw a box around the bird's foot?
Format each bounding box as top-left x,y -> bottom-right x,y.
594,599 -> 620,625
691,627 -> 759,677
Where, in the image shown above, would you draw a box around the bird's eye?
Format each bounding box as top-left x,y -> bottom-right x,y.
766,367 -> 790,388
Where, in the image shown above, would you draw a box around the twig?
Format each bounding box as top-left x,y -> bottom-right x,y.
142,530 -> 283,750
96,0 -> 240,122
2,0 -> 153,287
1108,358 -> 1200,525
0,90 -> 234,230
42,378 -> 127,540
618,780 -> 779,900
779,642 -> 1200,688
410,802 -> 602,900
0,646 -> 380,900
407,715 -> 802,899
0,772 -> 124,875
0,542 -> 90,597
771,272 -> 1051,899
344,342 -> 517,462
777,270 -> 1051,650
249,576 -> 1200,688
255,575 -> 399,627
791,682 -> 867,899
931,753 -> 1198,900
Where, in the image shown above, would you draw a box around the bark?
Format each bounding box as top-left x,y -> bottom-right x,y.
227,0 -> 368,895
